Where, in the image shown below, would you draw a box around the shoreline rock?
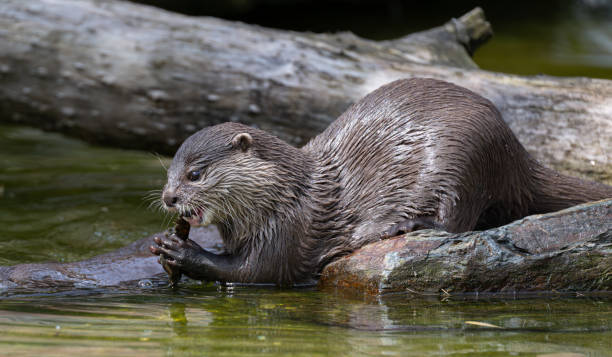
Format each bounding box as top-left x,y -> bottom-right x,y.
319,199 -> 612,295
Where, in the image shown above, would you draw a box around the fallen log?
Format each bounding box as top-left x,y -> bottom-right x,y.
0,0 -> 486,150
1,0 -> 610,182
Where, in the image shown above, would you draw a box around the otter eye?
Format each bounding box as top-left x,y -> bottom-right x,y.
187,170 -> 201,182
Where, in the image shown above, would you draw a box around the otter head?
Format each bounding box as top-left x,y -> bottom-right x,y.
161,123 -> 292,227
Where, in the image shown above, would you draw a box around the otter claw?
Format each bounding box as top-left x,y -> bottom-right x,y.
156,218 -> 191,287
159,254 -> 181,288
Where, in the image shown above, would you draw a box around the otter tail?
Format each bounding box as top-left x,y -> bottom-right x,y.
528,163 -> 612,214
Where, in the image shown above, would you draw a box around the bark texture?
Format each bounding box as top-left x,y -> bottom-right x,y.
319,199 -> 612,295
1,0 -> 610,181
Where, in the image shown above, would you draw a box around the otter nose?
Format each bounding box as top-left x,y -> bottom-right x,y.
162,191 -> 179,207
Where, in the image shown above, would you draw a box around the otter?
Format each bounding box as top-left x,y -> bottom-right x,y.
150,78 -> 612,285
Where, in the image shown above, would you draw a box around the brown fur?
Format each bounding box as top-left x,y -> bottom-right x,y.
159,78 -> 612,285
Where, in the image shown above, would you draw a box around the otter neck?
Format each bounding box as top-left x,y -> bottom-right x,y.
215,142 -> 316,254
215,144 -> 352,281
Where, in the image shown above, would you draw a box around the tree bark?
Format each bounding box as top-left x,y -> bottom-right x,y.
1,0 -> 610,182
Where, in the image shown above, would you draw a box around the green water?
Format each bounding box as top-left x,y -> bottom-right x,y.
0,125 -> 169,266
1,125 -> 612,355
1,288 -> 612,356
472,6 -> 612,79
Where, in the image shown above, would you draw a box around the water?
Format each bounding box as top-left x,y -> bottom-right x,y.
1,287 -> 611,356
0,125 -> 169,266
473,2 -> 612,79
1,124 -> 611,355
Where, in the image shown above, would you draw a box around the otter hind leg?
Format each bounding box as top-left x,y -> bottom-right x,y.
380,216 -> 445,239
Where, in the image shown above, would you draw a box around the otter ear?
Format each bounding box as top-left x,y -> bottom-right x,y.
231,132 -> 253,152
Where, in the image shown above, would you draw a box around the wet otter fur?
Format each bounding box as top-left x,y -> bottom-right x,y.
150,78 -> 612,285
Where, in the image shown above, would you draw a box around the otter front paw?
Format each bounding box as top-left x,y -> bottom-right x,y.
150,232 -> 183,286
150,234 -> 208,278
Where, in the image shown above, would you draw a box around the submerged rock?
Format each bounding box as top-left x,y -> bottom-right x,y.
319,199 -> 612,295
0,226 -> 223,291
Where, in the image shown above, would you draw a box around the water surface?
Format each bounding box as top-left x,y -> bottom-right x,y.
1,286 -> 612,356
0,125 -> 168,266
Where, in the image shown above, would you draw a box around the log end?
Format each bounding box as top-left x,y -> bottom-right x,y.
447,7 -> 493,55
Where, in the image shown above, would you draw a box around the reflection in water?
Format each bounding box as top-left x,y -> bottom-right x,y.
168,302 -> 189,337
2,286 -> 610,355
